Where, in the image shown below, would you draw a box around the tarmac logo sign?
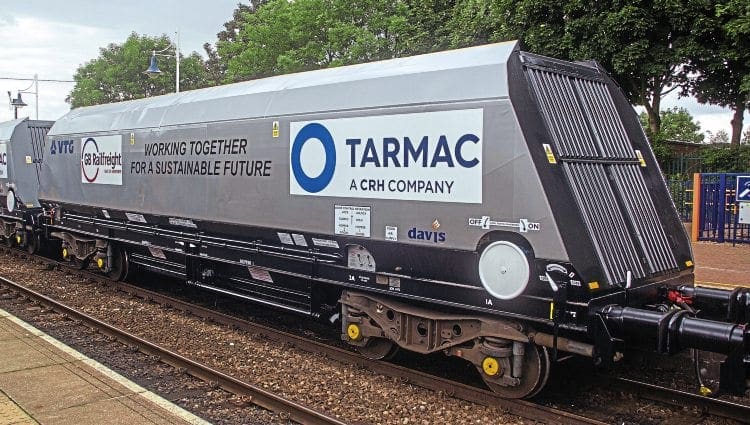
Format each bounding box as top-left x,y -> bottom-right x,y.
289,109 -> 483,203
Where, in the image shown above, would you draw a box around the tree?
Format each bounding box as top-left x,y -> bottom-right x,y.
69,33 -> 211,108
497,0 -> 701,137
707,129 -> 730,144
743,127 -> 750,145
684,0 -> 750,145
638,107 -> 705,143
399,0 -> 458,53
217,0 -> 410,82
699,144 -> 750,171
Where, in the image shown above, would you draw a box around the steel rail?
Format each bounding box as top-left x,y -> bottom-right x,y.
605,376 -> 750,423
0,273 -> 347,425
12,254 -> 605,425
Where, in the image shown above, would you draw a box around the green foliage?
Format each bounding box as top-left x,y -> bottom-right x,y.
699,144 -> 750,172
217,0 -> 410,82
718,0 -> 750,94
400,0 -> 457,53
683,0 -> 750,145
496,0 -> 706,136
707,129 -> 730,144
69,33 -> 211,108
638,107 -> 704,143
650,139 -> 674,170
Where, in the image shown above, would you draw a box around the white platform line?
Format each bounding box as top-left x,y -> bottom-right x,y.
0,307 -> 212,425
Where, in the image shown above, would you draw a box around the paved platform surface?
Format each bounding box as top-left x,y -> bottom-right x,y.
0,308 -> 210,425
692,241 -> 750,288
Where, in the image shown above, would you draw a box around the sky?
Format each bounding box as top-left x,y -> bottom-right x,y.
0,1 -> 747,139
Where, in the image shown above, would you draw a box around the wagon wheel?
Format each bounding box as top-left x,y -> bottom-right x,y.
481,344 -> 550,399
26,232 -> 40,255
107,246 -> 130,281
358,337 -> 399,360
4,235 -> 14,248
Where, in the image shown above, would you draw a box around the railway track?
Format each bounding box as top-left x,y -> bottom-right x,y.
0,272 -> 346,425
1,249 -> 604,425
606,376 -> 750,423
5,248 -> 750,424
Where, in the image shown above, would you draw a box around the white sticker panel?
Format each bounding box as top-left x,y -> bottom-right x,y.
385,226 -> 398,241
290,109 -> 483,203
148,247 -> 166,259
292,233 -> 308,246
81,135 -> 123,185
169,217 -> 197,228
312,238 -> 340,249
248,266 -> 273,283
277,232 -> 294,245
125,212 -> 147,223
334,205 -> 371,237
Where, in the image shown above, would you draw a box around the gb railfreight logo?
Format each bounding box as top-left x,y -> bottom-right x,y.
289,109 -> 483,203
81,135 -> 123,185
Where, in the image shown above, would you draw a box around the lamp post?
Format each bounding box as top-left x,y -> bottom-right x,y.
1,75 -> 73,120
19,74 -> 38,119
7,91 -> 27,119
143,31 -> 180,93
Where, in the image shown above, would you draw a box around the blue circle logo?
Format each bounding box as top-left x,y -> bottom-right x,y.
291,123 -> 336,193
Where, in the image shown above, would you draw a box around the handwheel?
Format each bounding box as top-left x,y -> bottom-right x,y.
481,343 -> 550,399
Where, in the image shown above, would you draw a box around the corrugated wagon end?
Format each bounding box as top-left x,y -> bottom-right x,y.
508,50 -> 749,396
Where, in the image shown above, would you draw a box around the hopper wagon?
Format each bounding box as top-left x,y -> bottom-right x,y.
0,118 -> 54,251
35,41 -> 749,398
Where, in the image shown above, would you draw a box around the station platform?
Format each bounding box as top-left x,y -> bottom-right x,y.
0,308 -> 210,425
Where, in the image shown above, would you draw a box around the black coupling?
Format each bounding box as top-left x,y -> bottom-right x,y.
678,285 -> 750,323
599,305 -> 748,356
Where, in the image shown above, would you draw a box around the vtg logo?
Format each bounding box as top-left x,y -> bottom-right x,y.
289,109 -> 485,203
0,152 -> 6,165
50,139 -> 74,155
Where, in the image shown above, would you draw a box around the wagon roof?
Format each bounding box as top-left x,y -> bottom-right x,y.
50,41 -> 518,136
0,118 -> 26,142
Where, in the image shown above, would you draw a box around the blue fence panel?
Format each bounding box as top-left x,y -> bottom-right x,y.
698,173 -> 750,244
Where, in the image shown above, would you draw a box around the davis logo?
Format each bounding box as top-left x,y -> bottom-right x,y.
408,226 -> 446,243
290,109 -> 483,203
81,135 -> 123,185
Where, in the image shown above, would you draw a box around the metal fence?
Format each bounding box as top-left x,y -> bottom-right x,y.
667,178 -> 693,222
695,173 -> 750,244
